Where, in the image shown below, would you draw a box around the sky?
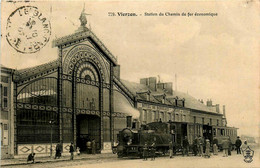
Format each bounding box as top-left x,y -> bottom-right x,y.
1,1 -> 260,137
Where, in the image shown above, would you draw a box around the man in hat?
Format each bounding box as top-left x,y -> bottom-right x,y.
235,136 -> 242,154
69,142 -> 74,160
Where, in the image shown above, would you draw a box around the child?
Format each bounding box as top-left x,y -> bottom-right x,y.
76,147 -> 80,156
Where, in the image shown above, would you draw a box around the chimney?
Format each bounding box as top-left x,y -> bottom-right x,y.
148,77 -> 157,91
140,77 -> 157,91
216,104 -> 220,113
206,99 -> 212,106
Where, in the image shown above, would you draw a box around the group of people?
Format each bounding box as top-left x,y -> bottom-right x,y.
70,139 -> 96,160
26,139 -> 97,163
192,136 -> 244,158
142,142 -> 156,161
192,136 -> 215,158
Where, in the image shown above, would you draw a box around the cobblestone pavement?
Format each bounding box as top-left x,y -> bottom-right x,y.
1,147 -> 259,168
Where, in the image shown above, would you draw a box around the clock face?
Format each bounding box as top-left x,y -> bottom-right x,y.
6,6 -> 51,53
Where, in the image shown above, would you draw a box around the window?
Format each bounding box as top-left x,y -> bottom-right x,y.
4,87 -> 7,96
4,124 -> 8,130
194,116 -> 196,123
160,112 -> 164,122
213,128 -> 216,136
1,76 -> 8,83
217,119 -> 219,126
152,111 -> 156,122
210,118 -> 212,125
168,113 -> 171,122
4,98 -> 7,107
221,129 -> 224,136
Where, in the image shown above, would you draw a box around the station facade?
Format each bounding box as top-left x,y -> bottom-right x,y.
1,18 -> 230,159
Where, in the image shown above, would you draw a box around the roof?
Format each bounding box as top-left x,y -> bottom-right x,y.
53,27 -> 117,65
121,79 -> 219,113
14,59 -> 60,81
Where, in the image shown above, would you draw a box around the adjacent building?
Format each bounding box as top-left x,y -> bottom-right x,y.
1,65 -> 15,159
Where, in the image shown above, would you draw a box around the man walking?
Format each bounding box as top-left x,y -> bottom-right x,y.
69,142 -> 74,160
235,136 -> 242,154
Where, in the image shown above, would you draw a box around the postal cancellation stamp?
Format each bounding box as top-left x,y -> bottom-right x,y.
6,6 -> 51,54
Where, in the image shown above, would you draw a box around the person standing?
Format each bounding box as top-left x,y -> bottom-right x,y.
241,141 -> 248,151
143,143 -> 148,161
76,147 -> 80,156
55,143 -> 61,159
169,141 -> 173,158
150,142 -> 156,160
228,137 -> 232,156
212,137 -> 218,155
87,140 -> 92,154
91,139 -> 96,155
235,136 -> 242,154
222,139 -> 229,157
205,139 -> 211,158
193,136 -> 198,156
182,136 -> 189,156
198,136 -> 204,157
69,142 -> 74,160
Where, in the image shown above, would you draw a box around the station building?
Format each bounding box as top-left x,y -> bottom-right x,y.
1,15 -> 231,158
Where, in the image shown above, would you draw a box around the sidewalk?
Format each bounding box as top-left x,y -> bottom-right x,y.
1,153 -> 116,167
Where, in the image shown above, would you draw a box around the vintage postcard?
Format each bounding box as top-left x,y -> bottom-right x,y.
0,0 -> 259,168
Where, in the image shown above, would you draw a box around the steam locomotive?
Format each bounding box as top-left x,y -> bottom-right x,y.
114,121 -> 238,158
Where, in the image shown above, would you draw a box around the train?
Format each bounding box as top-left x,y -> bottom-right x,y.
113,121 -> 238,158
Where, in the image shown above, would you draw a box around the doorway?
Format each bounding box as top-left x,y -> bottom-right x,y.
76,114 -> 101,153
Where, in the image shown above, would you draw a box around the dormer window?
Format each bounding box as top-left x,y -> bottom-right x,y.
146,90 -> 151,101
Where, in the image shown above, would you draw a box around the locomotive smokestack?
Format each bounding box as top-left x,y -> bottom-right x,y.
126,116 -> 132,128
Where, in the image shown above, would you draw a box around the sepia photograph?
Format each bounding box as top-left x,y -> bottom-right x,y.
0,0 -> 259,167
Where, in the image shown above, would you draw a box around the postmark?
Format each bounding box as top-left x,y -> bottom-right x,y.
6,6 -> 51,53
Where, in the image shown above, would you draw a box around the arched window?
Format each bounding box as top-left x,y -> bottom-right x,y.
77,62 -> 99,82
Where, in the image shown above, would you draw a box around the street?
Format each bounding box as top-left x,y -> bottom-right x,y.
5,148 -> 259,168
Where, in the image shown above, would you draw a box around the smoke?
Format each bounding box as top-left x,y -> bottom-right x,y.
120,103 -> 140,119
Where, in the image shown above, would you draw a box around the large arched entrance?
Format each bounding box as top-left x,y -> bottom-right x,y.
74,61 -> 102,152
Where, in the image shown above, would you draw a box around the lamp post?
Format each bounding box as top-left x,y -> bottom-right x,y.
49,119 -> 55,157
